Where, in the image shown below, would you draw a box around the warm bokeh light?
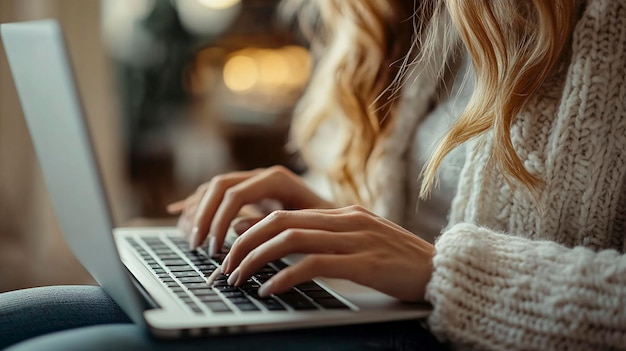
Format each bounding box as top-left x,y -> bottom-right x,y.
222,46 -> 311,95
223,55 -> 258,92
196,0 -> 241,10
256,50 -> 289,88
281,45 -> 312,88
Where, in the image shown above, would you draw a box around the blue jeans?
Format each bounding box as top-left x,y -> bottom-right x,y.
0,286 -> 446,351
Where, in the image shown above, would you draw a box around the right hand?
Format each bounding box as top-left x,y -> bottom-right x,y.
166,166 -> 334,255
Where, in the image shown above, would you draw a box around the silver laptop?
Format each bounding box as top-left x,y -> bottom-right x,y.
1,19 -> 430,338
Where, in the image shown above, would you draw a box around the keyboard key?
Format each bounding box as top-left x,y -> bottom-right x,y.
195,264 -> 217,272
170,287 -> 186,294
178,277 -> 206,284
180,296 -> 196,305
204,301 -> 231,313
197,294 -> 223,303
228,297 -> 251,305
254,272 -> 276,284
257,266 -> 276,273
189,288 -> 216,296
295,283 -> 323,292
271,260 -> 288,270
147,245 -> 169,251
171,271 -> 202,278
276,292 -> 318,310
237,303 -> 260,312
189,257 -> 211,265
175,291 -> 190,299
254,272 -> 275,280
214,274 -> 228,281
168,265 -> 195,272
185,283 -> 211,289
162,259 -> 189,266
157,273 -> 171,279
156,254 -> 182,260
221,291 -> 245,298
256,298 -> 286,311
240,282 -> 260,293
215,285 -> 238,292
152,247 -> 174,252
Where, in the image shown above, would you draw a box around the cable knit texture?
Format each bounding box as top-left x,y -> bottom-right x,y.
424,0 -> 626,349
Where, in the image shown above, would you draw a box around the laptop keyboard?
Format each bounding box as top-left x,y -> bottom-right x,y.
126,236 -> 350,315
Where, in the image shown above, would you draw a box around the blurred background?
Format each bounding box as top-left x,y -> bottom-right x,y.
0,0 -> 311,292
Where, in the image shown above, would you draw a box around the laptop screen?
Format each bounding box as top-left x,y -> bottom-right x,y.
1,19 -> 145,325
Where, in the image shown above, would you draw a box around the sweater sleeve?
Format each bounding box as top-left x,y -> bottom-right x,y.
425,223 -> 626,350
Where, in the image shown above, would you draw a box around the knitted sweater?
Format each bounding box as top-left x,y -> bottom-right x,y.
427,1 -> 626,349
306,0 -> 626,349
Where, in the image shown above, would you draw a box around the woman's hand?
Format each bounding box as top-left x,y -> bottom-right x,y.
220,205 -> 435,302
167,166 -> 334,255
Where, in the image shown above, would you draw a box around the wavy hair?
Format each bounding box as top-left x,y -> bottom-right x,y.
282,0 -> 577,206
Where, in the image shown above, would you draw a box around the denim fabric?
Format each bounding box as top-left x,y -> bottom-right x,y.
0,285 -> 131,349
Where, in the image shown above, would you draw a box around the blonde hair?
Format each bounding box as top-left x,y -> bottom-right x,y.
283,0 -> 577,206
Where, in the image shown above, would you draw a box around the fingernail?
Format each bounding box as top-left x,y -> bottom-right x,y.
221,253 -> 230,272
208,236 -> 216,257
258,281 -> 273,297
227,268 -> 240,286
205,266 -> 222,287
189,227 -> 198,250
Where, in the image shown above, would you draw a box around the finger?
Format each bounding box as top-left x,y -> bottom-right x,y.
191,170 -> 263,251
205,265 -> 223,286
201,169 -> 296,254
166,200 -> 185,214
307,205 -> 407,239
253,198 -> 283,215
170,184 -> 211,238
197,166 -> 334,253
229,229 -> 359,286
238,204 -> 265,218
257,254 -> 356,297
295,205 -> 375,216
178,202 -> 199,241
232,216 -> 263,235
231,205 -> 334,235
223,209 -> 380,273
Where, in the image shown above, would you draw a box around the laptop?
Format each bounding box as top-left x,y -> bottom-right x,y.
0,19 -> 430,338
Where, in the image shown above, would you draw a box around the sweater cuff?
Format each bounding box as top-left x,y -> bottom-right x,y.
425,223 -> 626,350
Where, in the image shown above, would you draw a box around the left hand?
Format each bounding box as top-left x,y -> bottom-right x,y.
220,205 -> 435,302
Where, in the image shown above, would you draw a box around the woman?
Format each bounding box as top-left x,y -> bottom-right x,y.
2,0 -> 625,350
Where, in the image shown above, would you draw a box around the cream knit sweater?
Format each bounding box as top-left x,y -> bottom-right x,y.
306,0 -> 626,349
426,1 -> 626,349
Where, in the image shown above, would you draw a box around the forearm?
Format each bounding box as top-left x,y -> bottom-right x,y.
426,223 -> 626,350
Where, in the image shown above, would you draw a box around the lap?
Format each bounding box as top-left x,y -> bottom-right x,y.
1,285 -> 446,351
0,285 -> 131,348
